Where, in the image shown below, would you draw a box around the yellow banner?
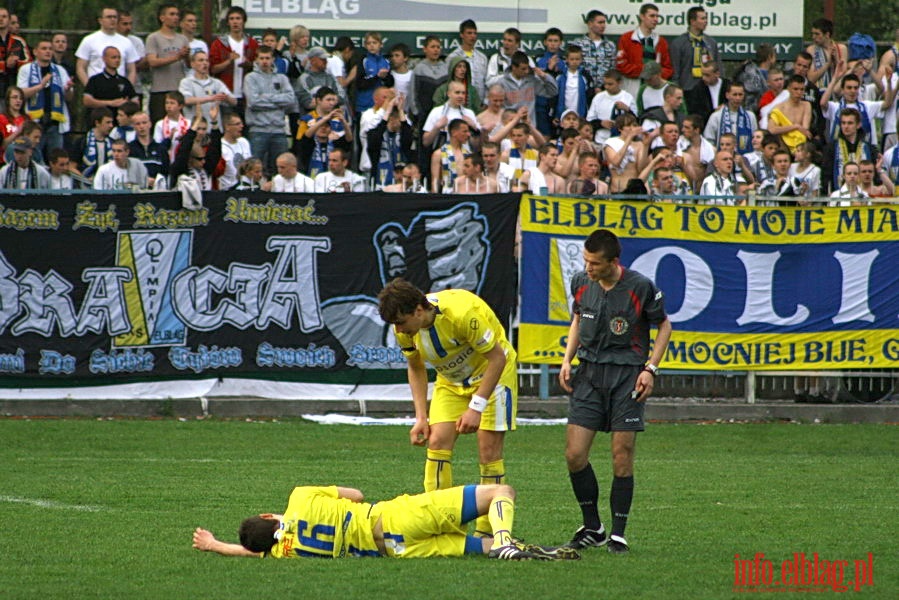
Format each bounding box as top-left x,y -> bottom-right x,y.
521,195 -> 899,243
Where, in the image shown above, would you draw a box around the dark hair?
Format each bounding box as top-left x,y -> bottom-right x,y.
110,138 -> 129,150
165,90 -> 185,105
448,118 -> 470,134
583,10 -> 606,23
839,107 -> 861,124
315,86 -> 338,100
511,121 -> 531,134
614,113 -> 637,129
584,229 -> 621,259
603,69 -> 623,82
511,51 -> 529,68
566,44 -> 583,57
459,19 -> 477,33
48,147 -> 70,163
225,6 -> 248,23
423,35 -> 441,49
754,43 -> 775,64
687,6 -> 706,23
261,28 -> 279,40
377,278 -> 430,323
119,100 -> 140,116
91,107 -> 114,125
725,81 -> 744,95
256,46 -> 274,57
787,74 -> 806,87
21,120 -> 42,136
333,36 -> 355,52
761,133 -> 781,148
683,113 -> 704,131
389,43 -> 410,58
841,73 -> 860,87
640,3 -> 659,15
157,3 -> 178,19
503,27 -> 522,43
544,27 -> 563,41
811,18 -> 834,36
467,152 -> 484,170
538,143 -> 558,158
238,516 -> 277,553
796,50 -> 813,62
560,127 -> 579,141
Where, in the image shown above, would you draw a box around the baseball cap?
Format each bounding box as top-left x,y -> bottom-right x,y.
307,47 -> 329,60
640,60 -> 662,80
11,138 -> 33,152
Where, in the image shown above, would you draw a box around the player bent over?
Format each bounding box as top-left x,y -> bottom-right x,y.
377,278 -> 517,538
192,484 -> 578,560
559,229 -> 672,554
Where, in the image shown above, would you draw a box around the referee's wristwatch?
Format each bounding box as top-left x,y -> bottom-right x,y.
643,363 -> 659,377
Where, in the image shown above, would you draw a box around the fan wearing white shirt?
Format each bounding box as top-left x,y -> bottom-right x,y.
93,138 -> 149,190
272,152 -> 314,193
314,147 -> 366,193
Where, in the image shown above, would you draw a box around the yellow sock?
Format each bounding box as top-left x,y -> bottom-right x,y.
474,460 -> 505,536
424,449 -> 453,491
488,495 -> 515,549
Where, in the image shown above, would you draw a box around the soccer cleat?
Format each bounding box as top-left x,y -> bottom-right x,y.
519,543 -> 581,560
487,544 -> 546,561
564,525 -> 608,549
607,534 -> 630,554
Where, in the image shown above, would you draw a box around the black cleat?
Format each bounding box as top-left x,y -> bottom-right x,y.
519,543 -> 581,560
607,534 -> 630,554
564,525 -> 608,549
487,544 -> 547,561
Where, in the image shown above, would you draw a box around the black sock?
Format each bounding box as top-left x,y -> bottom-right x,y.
610,475 -> 634,538
569,463 -> 602,530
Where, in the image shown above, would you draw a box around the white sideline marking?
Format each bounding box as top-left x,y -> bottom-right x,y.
0,495 -> 104,512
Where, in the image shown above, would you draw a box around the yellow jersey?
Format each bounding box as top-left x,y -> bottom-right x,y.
268,486 -> 381,559
394,289 -> 515,387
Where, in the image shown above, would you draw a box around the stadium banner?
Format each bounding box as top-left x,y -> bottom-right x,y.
238,0 -> 803,61
518,195 -> 899,370
0,191 -> 519,386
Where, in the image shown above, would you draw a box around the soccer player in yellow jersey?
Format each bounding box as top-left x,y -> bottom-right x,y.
192,483 -> 578,560
377,278 -> 517,538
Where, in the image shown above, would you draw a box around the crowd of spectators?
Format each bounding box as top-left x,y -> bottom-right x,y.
2,4 -> 897,204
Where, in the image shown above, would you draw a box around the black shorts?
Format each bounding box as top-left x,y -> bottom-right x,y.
567,361 -> 645,432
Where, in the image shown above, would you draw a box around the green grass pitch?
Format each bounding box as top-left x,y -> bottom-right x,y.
1,419 -> 896,599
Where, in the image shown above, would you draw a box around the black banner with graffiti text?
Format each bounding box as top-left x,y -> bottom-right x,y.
0,191 -> 519,386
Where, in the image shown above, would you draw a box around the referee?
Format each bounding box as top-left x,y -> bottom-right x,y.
559,229 -> 672,554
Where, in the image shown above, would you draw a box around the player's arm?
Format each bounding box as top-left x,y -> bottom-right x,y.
558,313 -> 580,393
634,318 -> 673,402
336,487 -> 364,502
407,351 -> 430,445
192,528 -> 261,557
457,342 -> 507,434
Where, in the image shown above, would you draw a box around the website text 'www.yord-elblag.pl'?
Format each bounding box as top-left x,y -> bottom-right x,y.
733,552 -> 874,593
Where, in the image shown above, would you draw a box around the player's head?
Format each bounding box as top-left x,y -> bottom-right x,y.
377,278 -> 432,329
583,230 -> 622,281
584,229 -> 622,261
238,516 -> 278,553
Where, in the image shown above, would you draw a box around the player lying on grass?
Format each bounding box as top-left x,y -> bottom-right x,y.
192,483 -> 578,561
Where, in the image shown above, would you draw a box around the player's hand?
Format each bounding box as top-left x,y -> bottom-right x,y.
192,527 -> 216,551
634,370 -> 654,403
456,408 -> 482,434
558,361 -> 573,393
410,418 -> 429,446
